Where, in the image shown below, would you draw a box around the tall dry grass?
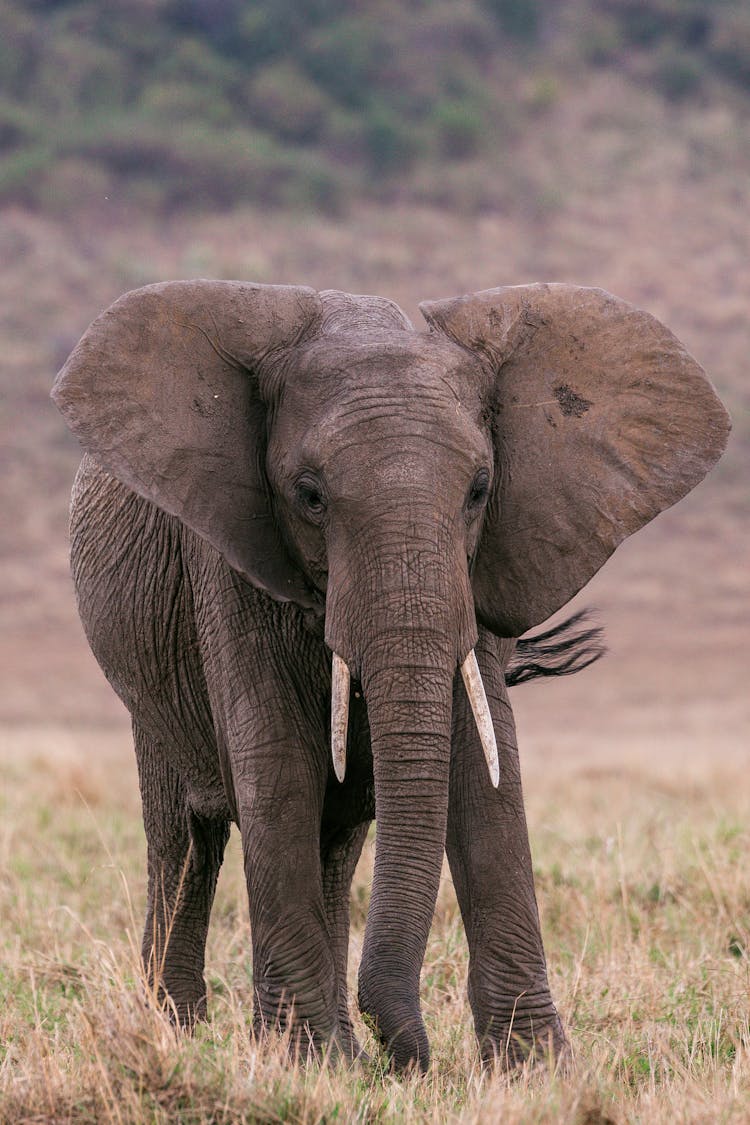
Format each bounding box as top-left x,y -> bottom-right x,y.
3,726 -> 750,1123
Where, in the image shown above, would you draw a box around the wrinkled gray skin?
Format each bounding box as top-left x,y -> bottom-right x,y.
53,281 -> 729,1072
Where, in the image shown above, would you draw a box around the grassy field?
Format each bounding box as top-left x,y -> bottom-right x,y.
3,725 -> 750,1122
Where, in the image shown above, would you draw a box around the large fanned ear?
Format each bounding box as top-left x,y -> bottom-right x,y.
421,284 -> 731,636
52,280 -> 323,607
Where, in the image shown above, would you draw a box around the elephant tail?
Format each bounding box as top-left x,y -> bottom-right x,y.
505,610 -> 605,687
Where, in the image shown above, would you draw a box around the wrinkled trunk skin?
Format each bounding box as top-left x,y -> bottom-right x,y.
326,505 -> 476,1072
358,648 -> 454,1071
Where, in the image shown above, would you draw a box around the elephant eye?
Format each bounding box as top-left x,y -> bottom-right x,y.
466,469 -> 491,515
295,473 -> 327,521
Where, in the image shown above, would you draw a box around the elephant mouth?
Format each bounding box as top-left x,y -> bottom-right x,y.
330,649 -> 498,787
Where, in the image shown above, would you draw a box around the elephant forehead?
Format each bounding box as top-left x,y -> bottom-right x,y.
277,334 -> 484,435
275,337 -> 485,464
266,333 -> 493,492
290,330 -> 487,403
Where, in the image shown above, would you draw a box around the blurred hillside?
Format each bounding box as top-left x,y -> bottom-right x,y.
3,0 -> 750,213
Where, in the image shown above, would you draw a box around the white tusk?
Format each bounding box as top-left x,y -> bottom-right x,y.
331,653 -> 350,783
460,650 -> 500,788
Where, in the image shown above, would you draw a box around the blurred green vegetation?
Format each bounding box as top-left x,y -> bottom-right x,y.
1,0 -> 749,213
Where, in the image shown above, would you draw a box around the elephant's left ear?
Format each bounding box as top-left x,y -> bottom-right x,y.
52,280 -> 324,607
421,284 -> 731,636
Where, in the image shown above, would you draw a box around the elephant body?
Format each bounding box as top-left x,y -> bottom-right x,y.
54,282 -> 729,1071
70,451 -> 562,1066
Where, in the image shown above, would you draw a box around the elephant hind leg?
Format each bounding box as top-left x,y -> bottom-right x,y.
135,724 -> 230,1025
320,820 -> 371,1060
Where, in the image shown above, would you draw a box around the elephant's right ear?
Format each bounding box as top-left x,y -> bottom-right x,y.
52,280 -> 323,607
422,284 -> 731,636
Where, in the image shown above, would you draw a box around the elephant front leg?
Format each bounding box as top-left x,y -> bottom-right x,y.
135,726 -> 230,1026
236,743 -> 340,1057
446,636 -> 568,1069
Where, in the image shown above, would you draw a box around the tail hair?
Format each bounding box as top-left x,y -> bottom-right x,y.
504,609 -> 605,687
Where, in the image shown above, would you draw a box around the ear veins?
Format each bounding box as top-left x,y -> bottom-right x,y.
437,374 -> 461,404
171,316 -> 247,372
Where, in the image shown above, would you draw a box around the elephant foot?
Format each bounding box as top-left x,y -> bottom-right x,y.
144,968 -> 208,1030
336,1010 -> 369,1064
172,997 -> 208,1031
479,1012 -> 570,1074
358,990 -> 430,1073
252,1018 -> 322,1065
252,1001 -> 350,1068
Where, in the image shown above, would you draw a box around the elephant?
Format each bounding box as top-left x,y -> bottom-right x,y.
52,280 -> 729,1072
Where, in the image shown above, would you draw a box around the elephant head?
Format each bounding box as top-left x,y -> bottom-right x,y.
52,279 -> 729,1068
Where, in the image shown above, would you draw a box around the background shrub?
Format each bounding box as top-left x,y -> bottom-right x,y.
1,0 -> 749,212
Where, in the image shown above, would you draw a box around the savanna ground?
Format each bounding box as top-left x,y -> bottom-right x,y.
1,100 -> 749,1120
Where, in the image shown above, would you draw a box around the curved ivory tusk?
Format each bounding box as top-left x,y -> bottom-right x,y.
460,650 -> 500,788
331,653 -> 350,783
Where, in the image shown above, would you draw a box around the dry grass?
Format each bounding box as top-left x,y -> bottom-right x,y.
3,726 -> 750,1123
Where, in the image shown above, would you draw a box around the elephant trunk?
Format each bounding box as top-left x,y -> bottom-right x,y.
357,636 -> 455,1072
324,502 -> 479,1070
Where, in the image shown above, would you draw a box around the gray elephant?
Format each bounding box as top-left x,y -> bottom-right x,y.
52,281 -> 729,1072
